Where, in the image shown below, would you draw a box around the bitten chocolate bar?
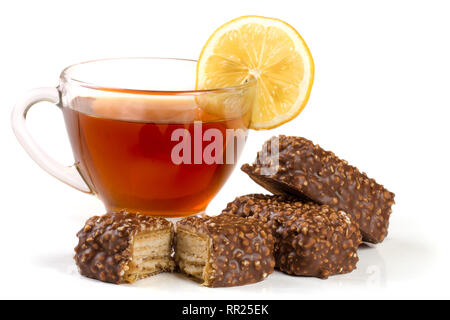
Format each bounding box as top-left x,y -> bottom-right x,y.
223,194 -> 362,279
241,136 -> 395,243
175,214 -> 275,287
74,212 -> 175,284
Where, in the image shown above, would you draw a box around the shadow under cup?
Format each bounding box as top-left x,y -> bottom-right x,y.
59,58 -> 256,217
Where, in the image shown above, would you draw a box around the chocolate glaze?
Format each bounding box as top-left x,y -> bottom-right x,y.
241,136 -> 395,243
223,194 -> 362,279
176,214 -> 275,287
74,211 -> 174,284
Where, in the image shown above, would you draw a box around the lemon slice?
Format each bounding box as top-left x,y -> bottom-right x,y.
196,16 -> 314,129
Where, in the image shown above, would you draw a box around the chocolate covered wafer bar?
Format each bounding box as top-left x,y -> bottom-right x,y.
175,214 -> 275,287
74,212 -> 175,284
241,136 -> 395,243
223,194 -> 362,279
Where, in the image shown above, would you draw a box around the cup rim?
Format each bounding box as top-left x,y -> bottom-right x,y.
60,57 -> 256,95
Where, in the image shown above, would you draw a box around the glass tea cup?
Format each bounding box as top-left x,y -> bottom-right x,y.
11,58 -> 256,217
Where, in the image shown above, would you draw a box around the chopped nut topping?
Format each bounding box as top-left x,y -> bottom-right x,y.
222,194 -> 362,279
176,214 -> 275,287
74,211 -> 174,284
241,135 -> 395,243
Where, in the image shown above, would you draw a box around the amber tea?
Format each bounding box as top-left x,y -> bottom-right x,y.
63,96 -> 249,216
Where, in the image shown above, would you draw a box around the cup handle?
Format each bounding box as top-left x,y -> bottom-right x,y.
11,87 -> 93,194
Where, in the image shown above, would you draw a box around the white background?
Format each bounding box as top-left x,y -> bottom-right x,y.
1,0 -> 449,300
